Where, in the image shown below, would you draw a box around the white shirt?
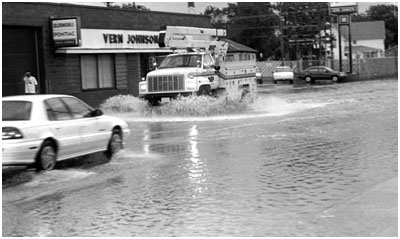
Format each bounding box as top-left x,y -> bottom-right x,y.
24,76 -> 38,93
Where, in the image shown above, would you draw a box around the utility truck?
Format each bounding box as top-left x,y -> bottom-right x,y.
139,26 -> 258,105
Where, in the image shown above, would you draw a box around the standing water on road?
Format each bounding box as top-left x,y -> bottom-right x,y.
3,80 -> 397,237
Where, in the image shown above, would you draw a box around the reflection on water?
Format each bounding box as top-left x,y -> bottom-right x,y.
2,80 -> 397,237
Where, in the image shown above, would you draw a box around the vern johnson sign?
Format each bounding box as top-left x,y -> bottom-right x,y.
80,29 -> 159,49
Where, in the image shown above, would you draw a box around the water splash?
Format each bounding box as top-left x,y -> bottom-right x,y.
25,170 -> 96,187
101,94 -> 330,122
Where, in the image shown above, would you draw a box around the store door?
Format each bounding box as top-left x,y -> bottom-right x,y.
2,26 -> 39,96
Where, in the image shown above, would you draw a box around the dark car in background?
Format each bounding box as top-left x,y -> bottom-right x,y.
298,66 -> 347,83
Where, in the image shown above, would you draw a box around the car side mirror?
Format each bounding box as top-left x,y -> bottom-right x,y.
213,65 -> 221,71
91,109 -> 103,117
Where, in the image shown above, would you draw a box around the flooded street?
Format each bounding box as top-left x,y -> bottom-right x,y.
2,80 -> 398,237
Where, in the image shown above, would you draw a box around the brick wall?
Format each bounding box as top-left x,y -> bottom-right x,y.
3,2 -> 212,106
115,54 -> 128,90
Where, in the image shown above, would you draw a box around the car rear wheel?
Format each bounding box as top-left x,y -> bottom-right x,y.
105,129 -> 123,159
36,140 -> 57,171
332,76 -> 339,82
305,76 -> 313,83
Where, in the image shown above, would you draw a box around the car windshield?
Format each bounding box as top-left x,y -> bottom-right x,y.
275,67 -> 292,72
2,101 -> 32,121
159,54 -> 202,69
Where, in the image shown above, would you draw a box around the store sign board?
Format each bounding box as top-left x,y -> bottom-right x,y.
79,29 -> 160,49
330,2 -> 358,14
51,17 -> 81,47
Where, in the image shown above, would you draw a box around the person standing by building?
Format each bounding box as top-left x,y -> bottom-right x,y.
23,72 -> 38,94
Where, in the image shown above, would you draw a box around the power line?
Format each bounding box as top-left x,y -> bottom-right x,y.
228,26 -> 280,31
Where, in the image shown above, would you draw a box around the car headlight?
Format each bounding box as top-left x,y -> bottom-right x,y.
2,127 -> 23,140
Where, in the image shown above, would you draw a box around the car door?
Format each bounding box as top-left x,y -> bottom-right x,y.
45,97 -> 84,159
308,67 -> 319,78
319,67 -> 331,79
203,54 -> 220,89
61,97 -> 109,153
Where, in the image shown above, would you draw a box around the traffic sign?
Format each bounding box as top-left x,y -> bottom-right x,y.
329,2 -> 358,15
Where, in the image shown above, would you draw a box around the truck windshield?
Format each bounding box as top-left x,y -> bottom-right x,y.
159,54 -> 202,69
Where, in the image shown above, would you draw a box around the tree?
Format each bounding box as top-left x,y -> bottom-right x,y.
204,2 -> 282,60
352,4 -> 398,48
203,2 -> 333,60
203,5 -> 227,29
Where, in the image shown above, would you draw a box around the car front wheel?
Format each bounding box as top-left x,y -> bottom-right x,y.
36,140 -> 57,171
332,76 -> 339,82
106,129 -> 123,158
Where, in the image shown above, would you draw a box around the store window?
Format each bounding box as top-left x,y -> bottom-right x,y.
81,54 -> 115,90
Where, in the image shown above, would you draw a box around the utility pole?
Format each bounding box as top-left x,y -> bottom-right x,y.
329,3 -> 357,73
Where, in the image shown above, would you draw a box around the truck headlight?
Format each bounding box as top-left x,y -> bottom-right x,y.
139,82 -> 147,92
186,78 -> 196,90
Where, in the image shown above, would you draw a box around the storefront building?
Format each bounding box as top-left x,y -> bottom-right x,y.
2,2 -> 212,107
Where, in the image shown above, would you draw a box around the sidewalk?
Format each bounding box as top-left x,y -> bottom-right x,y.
321,177 -> 398,237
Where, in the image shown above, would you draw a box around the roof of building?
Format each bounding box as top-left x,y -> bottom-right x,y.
225,39 -> 258,53
339,21 -> 385,41
344,45 -> 381,53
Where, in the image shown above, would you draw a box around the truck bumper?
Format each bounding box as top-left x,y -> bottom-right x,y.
140,92 -> 194,104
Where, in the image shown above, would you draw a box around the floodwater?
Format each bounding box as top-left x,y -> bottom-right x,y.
2,80 -> 398,237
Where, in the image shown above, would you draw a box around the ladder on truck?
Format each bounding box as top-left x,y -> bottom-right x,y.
158,26 -> 229,59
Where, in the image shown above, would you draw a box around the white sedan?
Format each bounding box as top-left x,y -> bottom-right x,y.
2,94 -> 130,171
273,66 -> 294,84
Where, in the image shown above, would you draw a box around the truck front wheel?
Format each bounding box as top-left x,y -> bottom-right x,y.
197,85 -> 211,96
148,98 -> 160,106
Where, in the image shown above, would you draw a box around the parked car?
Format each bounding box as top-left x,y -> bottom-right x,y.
297,66 -> 347,83
273,66 -> 294,84
2,94 -> 130,171
255,66 -> 263,84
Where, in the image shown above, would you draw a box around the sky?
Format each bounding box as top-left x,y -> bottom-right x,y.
61,1 -> 397,15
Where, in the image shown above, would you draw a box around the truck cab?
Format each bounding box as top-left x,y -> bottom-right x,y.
138,26 -> 257,105
139,51 -> 220,105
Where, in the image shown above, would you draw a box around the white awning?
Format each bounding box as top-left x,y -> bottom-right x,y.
55,29 -> 173,54
55,48 -> 173,54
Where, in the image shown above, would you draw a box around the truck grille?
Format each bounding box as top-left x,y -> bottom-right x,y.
148,75 -> 185,92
